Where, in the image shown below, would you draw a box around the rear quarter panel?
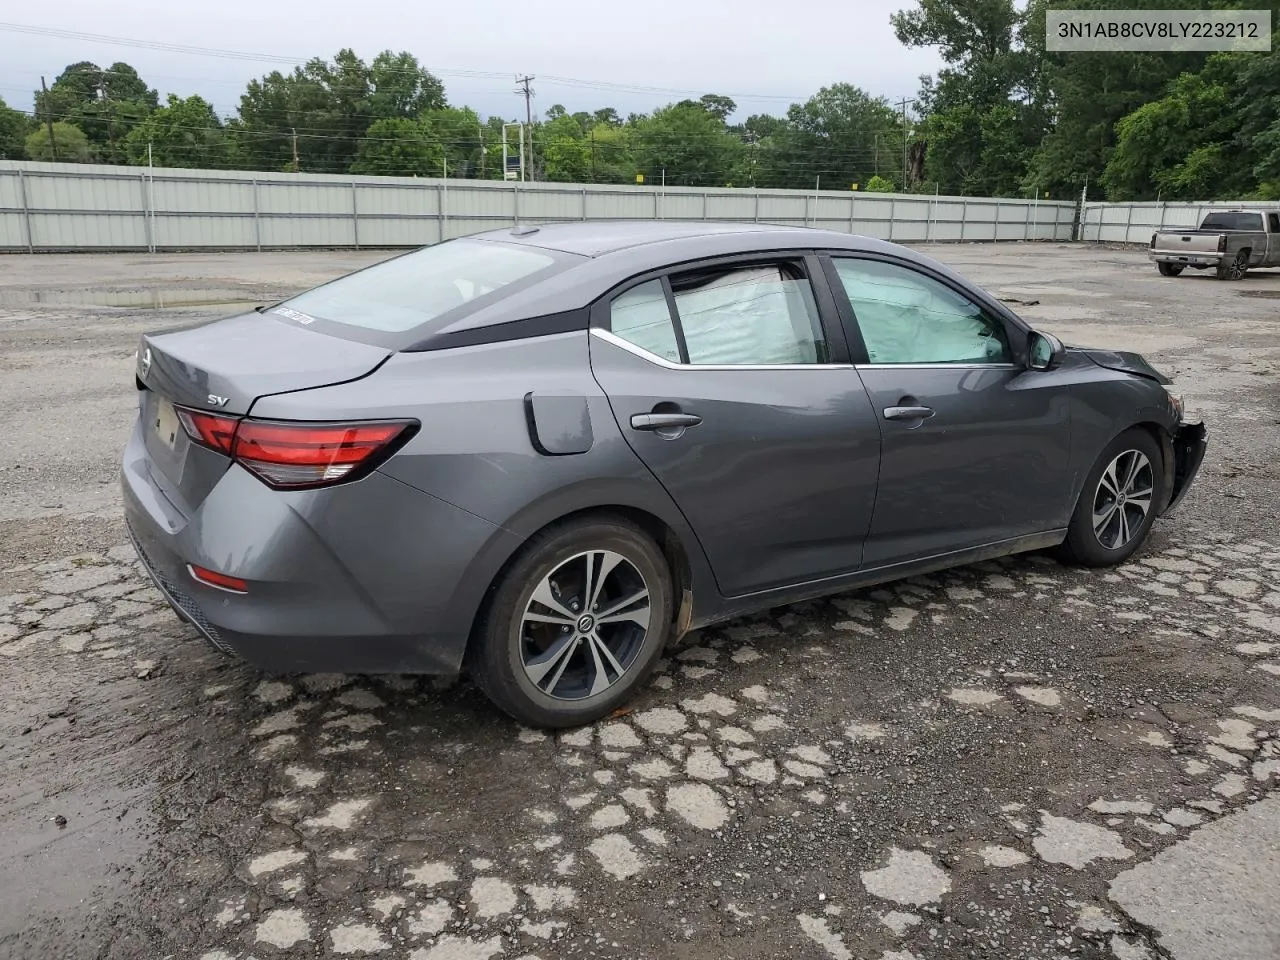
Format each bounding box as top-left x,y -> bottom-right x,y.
247,331 -> 722,627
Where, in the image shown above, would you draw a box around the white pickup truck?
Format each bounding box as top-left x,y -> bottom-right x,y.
1149,209 -> 1280,280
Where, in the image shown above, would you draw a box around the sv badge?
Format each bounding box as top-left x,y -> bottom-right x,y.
207,394 -> 230,407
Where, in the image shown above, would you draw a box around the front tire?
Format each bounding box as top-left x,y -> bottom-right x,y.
1156,262 -> 1184,277
467,516 -> 673,729
1056,428 -> 1166,568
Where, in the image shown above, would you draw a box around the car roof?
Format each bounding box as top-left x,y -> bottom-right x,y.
470,219 -> 830,258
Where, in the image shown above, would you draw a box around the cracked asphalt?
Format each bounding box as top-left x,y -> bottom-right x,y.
1,243 -> 1278,960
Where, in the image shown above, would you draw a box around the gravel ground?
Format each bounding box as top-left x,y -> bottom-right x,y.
0,243 -> 1277,960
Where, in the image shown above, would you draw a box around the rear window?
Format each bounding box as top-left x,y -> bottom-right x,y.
277,239 -> 559,334
1200,212 -> 1264,231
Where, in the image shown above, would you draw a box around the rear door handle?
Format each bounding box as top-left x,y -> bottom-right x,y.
883,405 -> 935,422
630,413 -> 703,431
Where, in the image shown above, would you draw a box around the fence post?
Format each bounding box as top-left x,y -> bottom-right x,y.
140,171 -> 153,253
581,187 -> 587,220
1124,202 -> 1135,244
848,194 -> 855,234
513,182 -> 520,227
17,170 -> 33,253
804,193 -> 811,227
702,191 -> 708,222
960,199 -> 968,242
351,181 -> 360,249
1024,198 -> 1032,241
888,197 -> 895,241
754,191 -> 760,223
252,179 -> 262,252
439,180 -> 447,241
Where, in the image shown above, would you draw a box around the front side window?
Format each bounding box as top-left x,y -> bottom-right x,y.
670,263 -> 826,365
831,258 -> 1011,365
1269,213 -> 1280,233
279,239 -> 558,333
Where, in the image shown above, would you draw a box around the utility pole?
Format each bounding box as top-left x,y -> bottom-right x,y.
896,97 -> 916,190
516,75 -> 535,181
40,76 -> 59,161
290,128 -> 300,173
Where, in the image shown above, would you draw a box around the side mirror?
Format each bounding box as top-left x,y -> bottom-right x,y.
1027,331 -> 1065,371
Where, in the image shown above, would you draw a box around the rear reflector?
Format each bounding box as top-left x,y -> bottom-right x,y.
188,564 -> 248,593
176,407 -> 416,490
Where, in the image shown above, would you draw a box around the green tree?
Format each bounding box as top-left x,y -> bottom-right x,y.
34,61 -> 158,163
538,113 -> 591,181
369,51 -> 445,119
25,122 -> 92,162
350,117 -> 441,176
893,0 -> 1042,193
0,96 -> 32,159
759,84 -> 903,190
631,100 -> 743,187
124,95 -> 230,168
866,174 -> 896,192
235,49 -> 444,173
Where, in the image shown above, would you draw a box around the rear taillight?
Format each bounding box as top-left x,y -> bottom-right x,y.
1218,235 -> 1227,252
1150,233 -> 1156,249
233,420 -> 415,488
176,409 -> 237,455
177,409 -> 416,489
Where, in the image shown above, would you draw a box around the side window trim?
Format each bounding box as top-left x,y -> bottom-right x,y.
819,251 -> 1022,368
659,275 -> 691,364
594,250 -> 856,370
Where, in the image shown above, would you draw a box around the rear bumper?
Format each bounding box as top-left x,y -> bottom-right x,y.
121,418 -> 515,674
1162,419 -> 1207,516
1150,252 -> 1220,267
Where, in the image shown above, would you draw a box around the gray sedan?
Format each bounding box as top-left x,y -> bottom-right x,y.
122,221 -> 1207,728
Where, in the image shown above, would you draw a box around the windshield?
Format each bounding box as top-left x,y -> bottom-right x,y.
277,239 -> 560,333
1200,212 -> 1264,231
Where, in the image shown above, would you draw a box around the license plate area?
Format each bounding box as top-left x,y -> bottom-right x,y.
153,397 -> 181,451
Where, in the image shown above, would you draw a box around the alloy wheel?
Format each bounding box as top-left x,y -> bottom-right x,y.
1228,252 -> 1248,280
518,550 -> 651,701
1092,449 -> 1154,550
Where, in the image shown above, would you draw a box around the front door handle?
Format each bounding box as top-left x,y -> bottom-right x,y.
630,412 -> 703,431
883,405 -> 935,422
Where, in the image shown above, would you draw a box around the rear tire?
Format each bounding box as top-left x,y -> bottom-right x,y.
467,515 -> 673,729
1055,428 -> 1166,568
1215,250 -> 1249,281
1157,262 -> 1184,277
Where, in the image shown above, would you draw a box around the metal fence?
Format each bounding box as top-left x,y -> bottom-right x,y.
1080,200 -> 1280,244
0,159 -> 1078,253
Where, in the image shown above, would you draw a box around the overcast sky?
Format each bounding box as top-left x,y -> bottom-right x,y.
0,2 -> 943,122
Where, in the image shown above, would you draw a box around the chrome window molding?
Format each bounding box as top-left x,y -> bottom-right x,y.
855,362 -> 1019,370
590,328 -> 855,372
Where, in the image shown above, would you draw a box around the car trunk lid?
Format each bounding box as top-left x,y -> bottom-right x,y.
1152,230 -> 1223,256
135,312 -> 391,514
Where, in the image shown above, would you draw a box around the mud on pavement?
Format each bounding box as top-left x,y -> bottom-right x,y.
1,245 -> 1278,960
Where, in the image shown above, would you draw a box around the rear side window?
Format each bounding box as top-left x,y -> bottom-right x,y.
671,264 -> 826,365
606,261 -> 827,366
610,280 -> 682,363
1200,212 -> 1264,231
278,239 -> 558,333
1269,213 -> 1280,233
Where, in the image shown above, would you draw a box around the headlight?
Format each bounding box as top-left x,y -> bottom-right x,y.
1165,386 -> 1184,421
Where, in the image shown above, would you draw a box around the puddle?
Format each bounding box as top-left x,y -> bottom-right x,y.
0,287 -> 266,309
1238,290 -> 1280,300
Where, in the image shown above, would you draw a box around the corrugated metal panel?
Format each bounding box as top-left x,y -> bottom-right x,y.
0,158 -> 1086,251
